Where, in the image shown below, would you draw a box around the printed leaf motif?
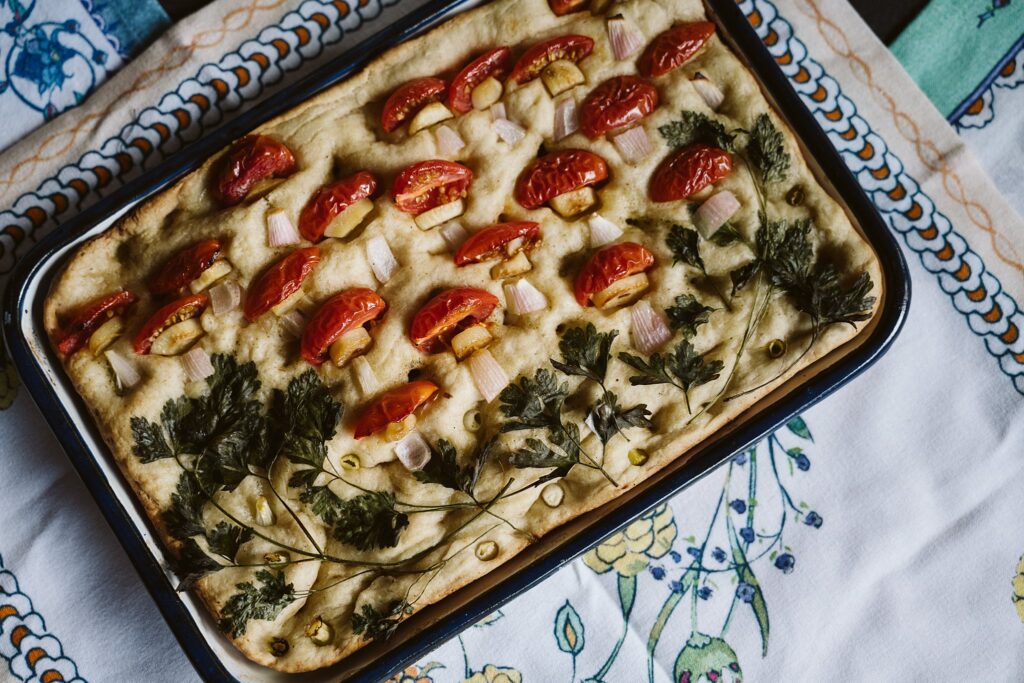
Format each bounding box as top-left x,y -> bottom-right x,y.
729,525 -> 770,655
786,415 -> 812,441
553,601 -> 585,656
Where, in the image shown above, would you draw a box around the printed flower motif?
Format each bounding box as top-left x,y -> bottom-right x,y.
673,632 -> 742,683
462,664 -> 522,683
803,511 -> 823,528
386,663 -> 442,683
736,582 -> 756,603
583,504 -> 677,577
13,27 -> 76,95
774,553 -> 795,574
553,601 -> 585,655
739,526 -> 755,544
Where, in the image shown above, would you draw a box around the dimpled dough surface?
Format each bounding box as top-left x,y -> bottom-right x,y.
43,0 -> 881,672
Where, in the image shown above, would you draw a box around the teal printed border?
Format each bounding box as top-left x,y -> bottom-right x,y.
949,36 -> 1024,130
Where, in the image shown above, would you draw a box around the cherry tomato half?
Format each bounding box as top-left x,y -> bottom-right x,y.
449,47 -> 512,113
638,22 -> 716,79
149,240 -> 222,296
579,76 -> 659,139
409,288 -> 500,353
300,288 -> 387,365
454,222 -> 541,266
213,135 -> 297,206
574,242 -> 655,306
392,160 -> 473,216
509,35 -> 595,85
514,149 -> 608,210
298,171 -> 379,242
547,0 -> 588,16
133,293 -> 208,355
56,290 -> 137,356
381,77 -> 447,133
353,380 -> 439,439
243,247 -> 321,322
649,144 -> 732,202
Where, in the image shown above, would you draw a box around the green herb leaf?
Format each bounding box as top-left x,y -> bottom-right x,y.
206,521 -> 253,561
499,368 -> 569,433
550,324 -> 618,384
659,111 -> 737,152
587,391 -> 653,444
666,339 -> 725,392
306,490 -> 409,552
666,225 -> 705,272
509,437 -> 577,472
162,472 -> 208,541
352,600 -> 412,642
665,294 -> 715,338
796,267 -> 876,331
709,222 -> 741,246
173,538 -> 223,591
414,438 -> 496,495
217,569 -> 296,637
730,261 -> 762,296
272,369 -> 343,472
618,352 -> 677,387
130,415 -> 173,463
746,113 -> 790,184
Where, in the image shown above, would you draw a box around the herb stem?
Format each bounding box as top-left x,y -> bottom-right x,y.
724,328 -> 818,403
255,471 -> 324,557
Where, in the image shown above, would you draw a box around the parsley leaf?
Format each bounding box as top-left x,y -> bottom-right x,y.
619,340 -> 725,414
729,216 -> 813,296
746,113 -> 791,184
498,368 -> 569,433
272,369 -> 343,473
130,415 -> 173,463
302,488 -> 409,552
659,111 -> 737,152
666,225 -> 705,272
173,538 -> 223,591
509,437 -> 578,472
162,472 -> 207,540
217,569 -> 296,637
352,600 -> 412,642
665,294 -> 716,338
550,323 -> 618,384
414,438 -> 496,495
709,222 -> 741,246
588,391 -> 653,444
206,521 -> 253,561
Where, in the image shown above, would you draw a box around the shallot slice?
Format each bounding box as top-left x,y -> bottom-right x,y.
352,356 -> 379,396
181,346 -> 215,382
104,349 -> 140,390
607,14 -> 644,60
435,125 -> 465,156
631,300 -> 673,354
611,126 -> 652,163
692,72 -> 725,111
588,213 -> 623,247
493,118 -> 526,145
467,349 -> 509,402
553,97 -> 579,141
395,430 -> 432,471
267,208 -> 300,247
489,102 -> 507,121
504,279 -> 548,315
366,235 -> 399,283
695,191 -> 741,239
440,221 -> 469,251
209,280 -> 241,315
279,309 -> 306,337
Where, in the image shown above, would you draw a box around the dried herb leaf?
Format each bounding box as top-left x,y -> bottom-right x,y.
550,323 -> 618,384
659,111 -> 737,152
666,225 -> 705,272
746,113 -> 790,184
217,569 -> 296,637
352,600 -> 412,642
665,294 -> 715,338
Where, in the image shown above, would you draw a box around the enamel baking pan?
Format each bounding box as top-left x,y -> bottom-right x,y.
2,0 -> 910,679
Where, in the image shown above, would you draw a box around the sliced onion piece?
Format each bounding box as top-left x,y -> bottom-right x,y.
435,125 -> 466,156
504,279 -> 548,315
607,14 -> 644,60
692,72 -> 725,111
394,430 -> 432,471
440,221 -> 469,251
467,349 -> 509,402
366,235 -> 399,284
279,309 -> 306,337
104,349 -> 141,390
611,126 -> 652,163
489,102 -> 507,121
695,190 -> 741,239
493,118 -> 526,145
588,213 -> 623,247
209,280 -> 241,316
352,356 -> 379,396
267,208 -> 301,247
631,300 -> 672,354
553,97 -> 579,141
181,346 -> 215,382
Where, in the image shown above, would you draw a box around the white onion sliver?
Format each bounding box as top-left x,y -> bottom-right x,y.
612,126 -> 652,163
607,14 -> 644,60
588,213 -> 623,247
692,73 -> 725,111
209,280 -> 241,315
467,349 -> 509,402
104,349 -> 140,390
440,221 -> 469,251
695,191 -> 741,239
504,279 -> 548,315
267,209 -> 300,247
279,309 -> 306,337
489,102 -> 507,121
631,300 -> 673,354
435,125 -> 465,156
352,356 -> 380,396
181,347 -> 215,382
395,430 -> 432,471
493,118 -> 526,145
366,235 -> 399,283
553,97 -> 579,141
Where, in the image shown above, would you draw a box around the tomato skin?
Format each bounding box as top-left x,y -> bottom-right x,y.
514,149 -> 608,210
649,144 -> 732,202
449,47 -> 512,113
574,242 -> 655,306
547,0 -> 588,16
392,160 -> 473,216
454,221 -> 540,266
133,293 -> 208,354
149,240 -> 222,296
56,290 -> 138,356
409,288 -> 500,353
300,288 -> 387,365
213,135 -> 297,206
579,76 -> 659,139
381,77 -> 447,133
243,247 -> 321,322
298,171 -> 379,242
509,35 -> 595,85
353,380 -> 439,439
638,22 -> 716,78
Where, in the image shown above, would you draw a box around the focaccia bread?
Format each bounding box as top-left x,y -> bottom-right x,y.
43,0 -> 881,672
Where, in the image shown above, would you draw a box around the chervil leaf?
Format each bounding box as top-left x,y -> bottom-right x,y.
730,261 -> 762,296
352,600 -> 412,642
499,368 -> 569,432
205,522 -> 253,561
130,416 -> 173,463
509,437 -> 578,471
659,111 -> 737,152
666,340 -> 725,392
666,225 -> 705,272
161,472 -> 207,541
746,113 -> 790,184
272,369 -> 343,471
217,569 -> 296,637
709,223 -> 741,246
665,294 -> 715,338
172,538 -> 223,591
587,391 -> 653,444
310,490 -> 409,552
550,323 -> 618,384
414,438 -> 496,495
796,266 -> 876,331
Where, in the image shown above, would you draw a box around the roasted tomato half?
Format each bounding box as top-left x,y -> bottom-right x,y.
514,149 -> 608,210
300,288 -> 387,365
353,380 -> 439,439
548,0 -> 588,16
574,242 -> 655,306
638,22 -> 716,78
213,135 -> 297,206
409,287 -> 500,353
449,47 -> 512,113
649,144 -> 732,202
56,290 -> 137,356
454,221 -> 540,266
509,34 -> 595,85
243,247 -> 321,322
149,239 -> 222,296
392,160 -> 473,216
298,171 -> 379,242
381,77 -> 447,133
579,76 -> 659,139
133,293 -> 208,354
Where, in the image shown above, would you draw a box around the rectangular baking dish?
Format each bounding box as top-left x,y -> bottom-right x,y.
2,0 -> 910,679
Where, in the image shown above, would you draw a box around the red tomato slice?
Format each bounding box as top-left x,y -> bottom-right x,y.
149,240 -> 222,296
574,242 -> 655,306
449,47 -> 512,113
381,77 -> 447,133
409,288 -> 500,353
547,0 -> 589,16
454,221 -> 540,266
298,171 -> 379,242
213,135 -> 296,206
638,22 -> 716,78
133,293 -> 208,355
243,247 -> 321,322
56,290 -> 138,356
509,34 -> 595,85
392,160 -> 473,216
514,149 -> 608,210
649,144 -> 732,202
579,76 -> 659,139
353,380 -> 439,439
300,288 -> 387,365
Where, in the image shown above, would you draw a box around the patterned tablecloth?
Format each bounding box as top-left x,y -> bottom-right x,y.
1,0 -> 1023,681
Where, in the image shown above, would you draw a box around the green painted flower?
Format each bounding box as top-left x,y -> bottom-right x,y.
462,664 -> 522,683
583,503 -> 677,577
674,632 -> 742,683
